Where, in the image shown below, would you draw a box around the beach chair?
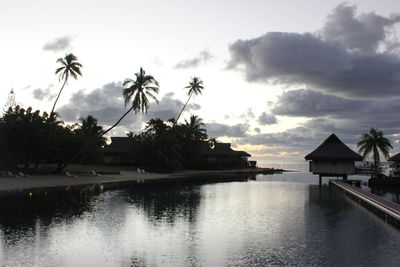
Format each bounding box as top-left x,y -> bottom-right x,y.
65,171 -> 77,178
17,172 -> 29,177
90,170 -> 101,176
7,171 -> 16,177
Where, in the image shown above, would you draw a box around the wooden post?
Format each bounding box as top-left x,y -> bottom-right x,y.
319,175 -> 322,186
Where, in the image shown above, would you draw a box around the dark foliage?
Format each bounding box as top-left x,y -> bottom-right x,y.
125,116 -> 209,171
0,106 -> 104,172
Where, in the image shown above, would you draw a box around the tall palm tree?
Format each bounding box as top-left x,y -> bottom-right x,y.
174,77 -> 204,125
101,67 -> 159,136
357,128 -> 392,174
183,115 -> 207,141
51,53 -> 82,115
59,67 -> 159,171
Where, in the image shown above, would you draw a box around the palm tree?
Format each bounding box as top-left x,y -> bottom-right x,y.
357,128 -> 392,175
79,115 -> 103,138
174,77 -> 204,125
51,53 -> 82,116
101,67 -> 159,136
183,115 -> 207,141
59,67 -> 159,171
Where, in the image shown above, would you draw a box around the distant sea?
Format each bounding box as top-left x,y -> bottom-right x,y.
257,161 -> 309,172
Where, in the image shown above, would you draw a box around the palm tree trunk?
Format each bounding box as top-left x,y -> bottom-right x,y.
50,78 -> 68,116
101,106 -> 134,136
174,94 -> 192,126
59,106 -> 134,171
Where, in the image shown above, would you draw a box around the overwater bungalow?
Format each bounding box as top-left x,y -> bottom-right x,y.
305,134 -> 363,184
388,153 -> 400,176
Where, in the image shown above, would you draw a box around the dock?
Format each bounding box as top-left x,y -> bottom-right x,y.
330,180 -> 400,229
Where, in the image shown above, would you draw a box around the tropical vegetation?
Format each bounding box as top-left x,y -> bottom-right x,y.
51,53 -> 82,116
0,54 -> 217,173
174,77 -> 204,125
357,128 -> 393,175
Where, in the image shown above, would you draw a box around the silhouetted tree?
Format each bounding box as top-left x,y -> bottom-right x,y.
358,128 -> 392,176
51,53 -> 82,116
174,77 -> 203,125
102,67 -> 159,136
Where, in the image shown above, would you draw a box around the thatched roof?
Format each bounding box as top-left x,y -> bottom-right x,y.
199,142 -> 251,157
305,134 -> 363,161
389,153 -> 400,162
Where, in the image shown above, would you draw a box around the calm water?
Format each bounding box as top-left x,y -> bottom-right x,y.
0,172 -> 400,266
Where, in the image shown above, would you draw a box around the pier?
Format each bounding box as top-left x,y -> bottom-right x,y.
330,180 -> 400,229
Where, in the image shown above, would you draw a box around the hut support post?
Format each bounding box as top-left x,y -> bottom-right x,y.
319,175 -> 322,186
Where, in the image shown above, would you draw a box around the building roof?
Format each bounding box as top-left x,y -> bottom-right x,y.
199,142 -> 251,157
305,134 -> 363,161
389,153 -> 400,162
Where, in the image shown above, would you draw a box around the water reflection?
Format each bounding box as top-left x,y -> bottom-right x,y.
0,174 -> 400,266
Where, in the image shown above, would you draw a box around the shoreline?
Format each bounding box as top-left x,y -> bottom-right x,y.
0,168 -> 286,197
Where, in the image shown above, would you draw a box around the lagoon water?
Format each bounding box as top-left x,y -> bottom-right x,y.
1,172 -> 400,266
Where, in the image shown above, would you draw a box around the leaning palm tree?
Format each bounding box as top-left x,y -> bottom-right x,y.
174,77 -> 203,125
357,128 -> 392,175
59,67 -> 159,171
51,53 -> 82,115
101,67 -> 159,136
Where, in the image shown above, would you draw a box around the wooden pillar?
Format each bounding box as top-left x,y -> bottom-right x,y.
343,175 -> 348,181
319,175 -> 322,186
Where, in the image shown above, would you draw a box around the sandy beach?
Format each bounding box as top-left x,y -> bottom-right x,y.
0,168 -> 280,196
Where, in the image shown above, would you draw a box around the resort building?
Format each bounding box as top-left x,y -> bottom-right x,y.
198,142 -> 252,168
305,134 -> 363,183
102,137 -> 133,165
102,137 -> 252,168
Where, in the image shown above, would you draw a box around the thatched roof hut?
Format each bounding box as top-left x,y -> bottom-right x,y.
305,134 -> 362,180
389,153 -> 400,163
305,134 -> 363,161
198,142 -> 251,167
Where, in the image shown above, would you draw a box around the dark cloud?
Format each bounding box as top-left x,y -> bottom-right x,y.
205,122 -> 249,138
323,4 -> 400,53
228,4 -> 400,99
43,36 -> 73,52
175,50 -> 214,69
272,89 -> 364,117
258,112 -> 277,125
271,89 -> 400,131
32,85 -> 56,101
58,82 -> 200,131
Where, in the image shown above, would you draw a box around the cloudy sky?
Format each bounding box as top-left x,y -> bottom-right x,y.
1,0 -> 400,166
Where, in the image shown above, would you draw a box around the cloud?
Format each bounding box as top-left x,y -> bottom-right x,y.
228,4 -> 400,99
258,112 -> 277,125
323,3 -> 400,53
205,122 -> 249,138
271,89 -> 400,132
272,89 -> 364,117
175,49 -> 214,69
32,85 -> 56,101
58,82 -> 200,132
43,36 -> 73,52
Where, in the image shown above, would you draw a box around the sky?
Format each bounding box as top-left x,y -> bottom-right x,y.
1,0 -> 400,166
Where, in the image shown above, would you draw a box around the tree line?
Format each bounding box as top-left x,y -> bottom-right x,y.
0,53 -> 211,172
